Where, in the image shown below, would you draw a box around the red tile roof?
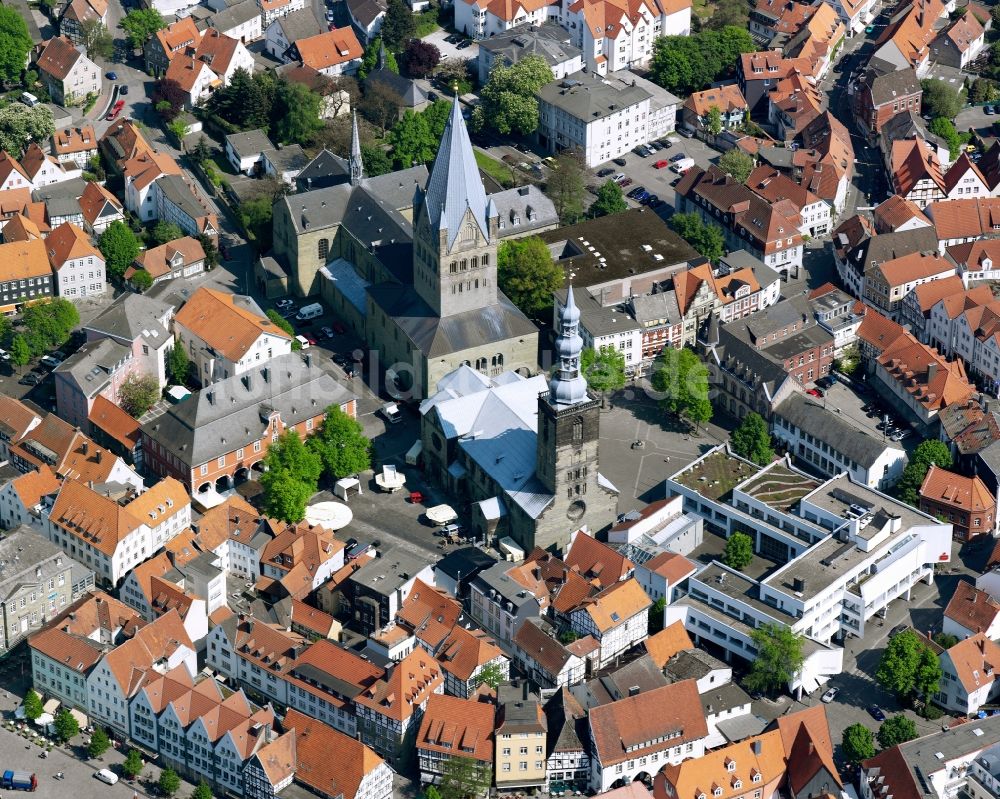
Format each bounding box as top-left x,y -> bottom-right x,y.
944,580 -> 1000,635
416,693 -> 495,763
282,708 -> 384,798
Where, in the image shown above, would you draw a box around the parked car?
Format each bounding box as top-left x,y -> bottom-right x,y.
106,71 -> 118,80
275,298 -> 294,310
613,157 -> 627,166
654,159 -> 670,169
806,388 -> 824,398
18,373 -> 39,386
39,355 -> 63,369
669,152 -> 687,163
986,106 -> 995,115
320,326 -> 335,340
106,99 -> 125,121
95,769 -> 119,785
643,194 -> 659,205
597,167 -> 615,177
816,375 -> 836,389
627,186 -> 646,198
0,348 -> 8,361
868,705 -> 886,722
613,173 -> 627,183
821,687 -> 839,703
119,84 -> 129,95
649,140 -> 664,151
619,178 -> 633,188
633,145 -> 650,157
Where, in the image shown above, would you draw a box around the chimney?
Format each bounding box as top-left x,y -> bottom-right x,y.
96,450 -> 102,464
927,363 -> 938,382
628,685 -> 640,697
752,740 -> 763,755
81,440 -> 88,455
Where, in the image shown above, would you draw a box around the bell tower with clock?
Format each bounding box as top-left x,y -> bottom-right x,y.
535,287 -> 617,552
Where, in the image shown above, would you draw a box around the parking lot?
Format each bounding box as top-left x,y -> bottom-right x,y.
422,29 -> 478,61
809,378 -> 915,448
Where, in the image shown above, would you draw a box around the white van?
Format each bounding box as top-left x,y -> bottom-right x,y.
296,303 -> 323,321
95,769 -> 119,785
295,335 -> 311,350
381,402 -> 402,424
19,92 -> 38,107
671,157 -> 695,174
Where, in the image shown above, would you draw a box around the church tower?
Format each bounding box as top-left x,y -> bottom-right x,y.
535,288 -> 616,551
349,112 -> 363,187
412,97 -> 499,317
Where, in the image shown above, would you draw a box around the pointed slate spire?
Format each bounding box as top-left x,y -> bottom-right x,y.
378,41 -> 386,70
549,286 -> 589,407
423,95 -> 489,249
350,112 -> 363,186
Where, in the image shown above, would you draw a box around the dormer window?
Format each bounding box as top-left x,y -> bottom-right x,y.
726,759 -> 736,772
752,773 -> 762,784
733,780 -> 742,790
713,788 -> 723,796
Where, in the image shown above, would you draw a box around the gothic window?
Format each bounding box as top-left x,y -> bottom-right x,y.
572,417 -> 583,442
318,238 -> 329,260
462,223 -> 476,242
450,262 -> 457,273
471,256 -> 478,269
476,357 -> 488,371
461,259 -> 468,271
483,254 -> 489,266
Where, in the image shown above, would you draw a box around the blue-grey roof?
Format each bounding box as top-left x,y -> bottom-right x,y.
54,338 -> 131,400
422,97 -> 489,249
319,258 -> 370,315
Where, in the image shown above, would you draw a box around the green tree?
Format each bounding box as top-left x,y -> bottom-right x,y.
723,531 -> 754,571
895,440 -> 953,505
272,80 -> 323,145
266,430 -> 322,486
718,149 -> 755,182
928,116 -> 964,160
118,373 -> 160,418
358,37 -> 398,80
731,412 -> 774,465
473,661 -> 506,690
239,197 -> 275,251
130,268 -> 153,292
497,237 -> 564,316
53,708 -> 79,743
439,755 -> 492,799
843,723 -> 876,765
581,345 -> 627,403
388,109 -> 436,168
707,0 -> 749,28
307,405 -> 372,480
88,726 -> 110,759
120,8 -> 165,50
122,748 -> 144,780
168,344 -> 190,385
208,69 -> 275,130
933,632 -> 959,649
191,781 -> 213,799
546,151 -> 587,224
970,78 -> 999,105
425,788 -> 443,799
915,644 -> 943,700
590,179 -> 628,217
877,629 -> 934,698
650,347 -> 712,428
649,596 -> 667,634
668,212 -> 725,262
0,103 -> 55,157
361,143 -> 393,176
9,335 -> 30,373
99,220 -> 141,279
21,689 -> 42,721
0,7 -> 33,86
707,105 -> 723,135
921,79 -> 963,119
381,0 -> 415,49
159,767 -> 181,797
266,310 -> 300,351
20,298 -> 78,356
150,221 -> 183,246
360,80 -> 402,136
78,18 -> 113,59
650,27 -> 754,95
472,55 -> 554,135
744,624 -> 805,695
877,716 -> 918,749
260,467 -> 314,523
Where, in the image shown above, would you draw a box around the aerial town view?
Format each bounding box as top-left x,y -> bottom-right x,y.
3,0 -> 1000,795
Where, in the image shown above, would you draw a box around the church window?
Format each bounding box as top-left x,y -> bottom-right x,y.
458,283 -> 463,292
471,256 -> 478,269
476,357 -> 488,371
462,223 -> 476,242
318,239 -> 329,260
450,262 -> 457,273
573,418 -> 583,442
475,280 -> 479,289
461,259 -> 468,271
483,254 -> 489,266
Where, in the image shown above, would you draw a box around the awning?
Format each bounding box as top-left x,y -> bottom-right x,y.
69,709 -> 88,728
334,477 -> 362,501
305,501 -> 353,530
42,699 -> 60,715
375,464 -> 406,491
478,496 -> 506,521
405,439 -> 422,465
34,712 -> 53,727
426,504 -> 457,525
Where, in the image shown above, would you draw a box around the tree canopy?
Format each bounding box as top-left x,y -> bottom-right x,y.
122,749 -> 144,780
358,37 -> 399,80
168,343 -> 190,386
843,723 -> 876,765
744,624 -> 805,695
650,27 -> 754,95
472,55 -> 554,136
307,406 -> 371,480
53,708 -> 79,743
272,79 -> 323,145
207,69 -> 276,131
876,629 -> 942,701
0,103 -> 54,157
159,767 -> 181,797
668,212 -> 725,262
0,7 -> 32,86
581,346 -> 627,398
381,0 -> 416,49
21,690 -> 42,721
878,716 -> 918,749
650,346 -> 713,426
439,756 -> 492,799
20,298 -> 78,357
88,727 -> 110,759
120,8 -> 165,50
99,221 -> 141,279
118,373 -> 160,418
401,39 -> 440,77
497,236 -> 564,316
546,152 -> 587,224
723,531 -> 753,571
261,431 -> 322,522
730,412 -> 774,465
388,109 -> 437,169
590,179 -> 628,217
78,18 -> 113,59
921,79 -> 964,119
895,439 -> 953,505
150,221 -> 183,246
718,149 -> 755,182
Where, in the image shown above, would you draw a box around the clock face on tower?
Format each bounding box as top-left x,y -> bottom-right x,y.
567,500 -> 586,521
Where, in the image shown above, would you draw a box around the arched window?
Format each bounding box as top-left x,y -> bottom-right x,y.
461,259 -> 468,271
317,239 -> 329,261
471,256 -> 478,269
482,254 -> 489,266
461,223 -> 476,242
450,262 -> 457,273
572,417 -> 583,442
475,357 -> 488,372
492,353 -> 504,368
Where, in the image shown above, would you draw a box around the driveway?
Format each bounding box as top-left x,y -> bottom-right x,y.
422,29 -> 477,61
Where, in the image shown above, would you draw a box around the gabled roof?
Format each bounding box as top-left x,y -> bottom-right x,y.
0,396 -> 41,443
174,287 -> 291,362
873,194 -> 932,232
49,478 -> 145,557
79,181 -> 122,227
919,464 -> 995,514
0,238 -> 55,282
892,137 -> 944,196
435,625 -> 504,682
397,578 -> 463,651
944,580 -> 1000,635
684,84 -> 747,117
355,646 -> 443,722
9,466 -> 61,510
152,17 -> 201,61
36,37 -> 86,81
513,618 -> 578,676
564,532 -> 632,588
654,730 -> 786,799
88,394 -> 140,451
416,693 -> 495,763
944,633 -> 1000,692
293,27 -> 363,71
45,222 -> 101,268
644,621 -> 694,668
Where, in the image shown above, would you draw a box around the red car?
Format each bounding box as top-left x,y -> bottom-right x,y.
806,388 -> 824,398
106,99 -> 125,121
332,321 -> 346,334
304,334 -> 318,346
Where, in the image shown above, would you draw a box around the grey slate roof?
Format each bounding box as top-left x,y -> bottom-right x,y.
477,22 -> 583,69
225,129 -> 273,162
489,184 -> 558,236
774,392 -> 903,469
863,65 -> 920,106
84,293 -> 173,344
274,8 -> 325,43
205,0 -> 260,32
367,284 -> 536,358
154,174 -> 207,221
294,149 -> 350,191
0,525 -> 90,604
554,288 -> 641,337
421,97 -> 489,248
262,144 -> 309,173
368,68 -> 427,108
543,687 -> 589,757
434,547 -> 497,582
630,290 -> 682,326
845,227 -> 941,277
662,648 -> 727,681
348,548 -> 431,595
699,681 -> 752,715
54,338 -> 132,400
571,653 -> 669,709
140,353 -> 356,467
346,0 -> 386,28
537,71 -> 651,122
